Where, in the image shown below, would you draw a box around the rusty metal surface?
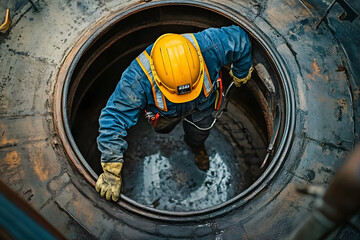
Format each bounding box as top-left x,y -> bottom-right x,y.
0,0 -> 358,239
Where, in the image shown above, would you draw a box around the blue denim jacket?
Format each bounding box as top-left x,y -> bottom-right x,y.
97,25 -> 252,163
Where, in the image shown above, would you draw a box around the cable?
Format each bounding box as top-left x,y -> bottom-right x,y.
182,82 -> 234,131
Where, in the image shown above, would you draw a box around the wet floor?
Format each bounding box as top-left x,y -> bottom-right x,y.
122,101 -> 267,211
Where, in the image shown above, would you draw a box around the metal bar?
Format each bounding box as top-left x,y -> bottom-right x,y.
28,0 -> 39,12
315,0 -> 337,29
315,0 -> 359,29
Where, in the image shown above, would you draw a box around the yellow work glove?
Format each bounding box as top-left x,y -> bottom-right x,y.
230,66 -> 254,87
95,162 -> 123,202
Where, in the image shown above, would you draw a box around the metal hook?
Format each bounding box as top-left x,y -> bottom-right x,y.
315,0 -> 358,29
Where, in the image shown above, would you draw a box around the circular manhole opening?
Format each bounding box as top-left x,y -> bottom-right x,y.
57,2 -> 293,218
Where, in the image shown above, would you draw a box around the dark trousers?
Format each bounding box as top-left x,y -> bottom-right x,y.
154,114 -> 213,147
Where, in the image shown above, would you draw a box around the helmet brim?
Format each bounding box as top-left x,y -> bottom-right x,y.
157,70 -> 204,103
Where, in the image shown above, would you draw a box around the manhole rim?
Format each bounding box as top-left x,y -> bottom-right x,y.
54,0 -> 295,221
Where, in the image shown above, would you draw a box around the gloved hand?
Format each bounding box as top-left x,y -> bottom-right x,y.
230,66 -> 254,87
95,162 -> 123,202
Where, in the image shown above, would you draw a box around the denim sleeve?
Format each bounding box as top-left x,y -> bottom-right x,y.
97,67 -> 146,163
196,25 -> 252,79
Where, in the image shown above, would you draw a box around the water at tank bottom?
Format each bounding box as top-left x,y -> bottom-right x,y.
122,102 -> 267,212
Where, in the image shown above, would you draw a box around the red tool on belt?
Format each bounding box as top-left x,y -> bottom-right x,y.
145,110 -> 160,127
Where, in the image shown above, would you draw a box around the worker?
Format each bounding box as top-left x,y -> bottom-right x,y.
95,25 -> 254,202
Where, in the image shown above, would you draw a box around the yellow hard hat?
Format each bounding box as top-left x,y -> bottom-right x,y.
150,34 -> 204,103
